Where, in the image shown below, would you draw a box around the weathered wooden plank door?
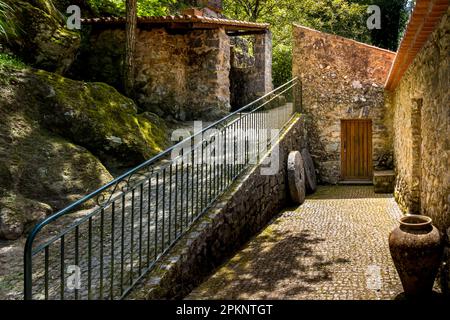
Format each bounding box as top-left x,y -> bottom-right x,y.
340,119 -> 372,181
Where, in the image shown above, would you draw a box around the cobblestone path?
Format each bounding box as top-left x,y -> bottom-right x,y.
188,186 -> 406,300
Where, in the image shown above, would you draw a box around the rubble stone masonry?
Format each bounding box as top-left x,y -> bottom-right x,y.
72,27 -> 231,121
389,8 -> 450,231
292,25 -> 395,183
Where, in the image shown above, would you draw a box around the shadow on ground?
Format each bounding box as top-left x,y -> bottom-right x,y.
189,224 -> 350,299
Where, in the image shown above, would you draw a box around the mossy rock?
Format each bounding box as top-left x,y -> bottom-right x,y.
5,0 -> 80,74
0,69 -> 115,240
0,65 -> 168,239
31,69 -> 169,170
0,122 -> 113,239
0,190 -> 53,240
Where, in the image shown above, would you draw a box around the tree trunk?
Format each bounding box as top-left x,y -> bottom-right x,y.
124,0 -> 137,97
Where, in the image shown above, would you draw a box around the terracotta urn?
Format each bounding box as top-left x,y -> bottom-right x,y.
389,215 -> 443,297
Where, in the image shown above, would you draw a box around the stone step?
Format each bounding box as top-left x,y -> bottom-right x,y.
338,180 -> 373,185
373,170 -> 395,193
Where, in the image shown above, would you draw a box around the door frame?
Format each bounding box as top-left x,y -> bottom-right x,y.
340,119 -> 373,181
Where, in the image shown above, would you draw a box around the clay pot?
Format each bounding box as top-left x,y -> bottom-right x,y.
389,215 -> 443,297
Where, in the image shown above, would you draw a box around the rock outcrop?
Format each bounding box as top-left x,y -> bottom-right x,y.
4,0 -> 80,74
0,65 -> 168,239
31,69 -> 168,169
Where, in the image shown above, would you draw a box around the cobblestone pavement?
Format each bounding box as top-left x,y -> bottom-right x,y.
188,186 -> 408,300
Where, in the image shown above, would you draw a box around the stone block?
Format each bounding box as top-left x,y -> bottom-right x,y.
373,170 -> 395,193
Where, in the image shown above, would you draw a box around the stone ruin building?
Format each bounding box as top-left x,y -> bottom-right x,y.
73,0 -> 272,121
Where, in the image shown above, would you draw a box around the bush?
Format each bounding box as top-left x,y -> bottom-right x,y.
272,45 -> 292,88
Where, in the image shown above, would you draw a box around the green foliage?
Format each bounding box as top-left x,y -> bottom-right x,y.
137,0 -> 181,16
272,45 -> 292,88
224,0 -> 410,86
0,53 -> 27,86
223,0 -> 373,86
289,0 -> 371,44
0,0 -> 17,41
0,53 -> 26,69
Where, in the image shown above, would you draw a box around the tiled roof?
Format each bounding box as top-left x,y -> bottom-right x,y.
385,0 -> 449,90
82,15 -> 270,31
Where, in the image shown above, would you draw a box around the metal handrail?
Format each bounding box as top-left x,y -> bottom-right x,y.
24,78 -> 300,300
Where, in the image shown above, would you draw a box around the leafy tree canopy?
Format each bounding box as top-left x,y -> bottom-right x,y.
349,0 -> 412,50
223,0 -> 410,86
50,1 -> 410,53
84,0 -> 183,16
224,0 -> 410,50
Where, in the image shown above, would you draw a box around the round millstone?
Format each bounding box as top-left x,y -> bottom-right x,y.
287,151 -> 306,204
301,148 -> 317,193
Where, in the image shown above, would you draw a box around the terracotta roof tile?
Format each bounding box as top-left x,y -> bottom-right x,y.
385,0 -> 449,90
82,15 -> 269,31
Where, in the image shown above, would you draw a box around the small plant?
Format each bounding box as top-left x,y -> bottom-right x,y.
0,53 -> 26,86
0,53 -> 26,69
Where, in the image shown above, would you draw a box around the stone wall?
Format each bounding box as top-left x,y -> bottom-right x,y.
135,27 -> 231,121
128,114 -> 307,299
389,8 -> 450,231
71,26 -> 231,121
292,25 -> 395,183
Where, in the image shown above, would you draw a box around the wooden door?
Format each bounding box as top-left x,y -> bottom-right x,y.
340,119 -> 372,181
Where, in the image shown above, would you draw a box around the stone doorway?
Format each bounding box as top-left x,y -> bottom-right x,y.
229,32 -> 273,111
340,119 -> 373,181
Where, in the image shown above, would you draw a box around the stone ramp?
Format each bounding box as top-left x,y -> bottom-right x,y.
187,186 -> 406,300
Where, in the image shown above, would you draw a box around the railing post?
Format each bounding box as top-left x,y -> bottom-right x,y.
24,237 -> 33,300
293,79 -> 302,113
